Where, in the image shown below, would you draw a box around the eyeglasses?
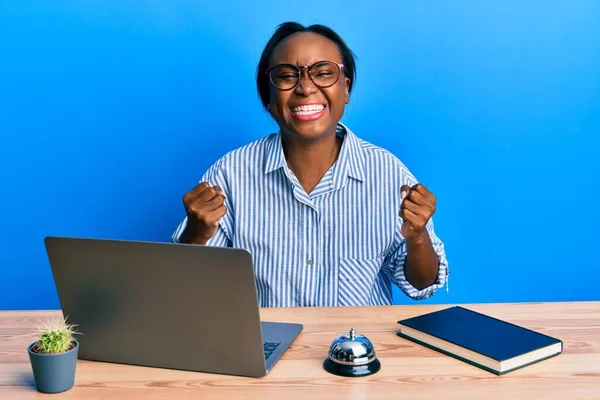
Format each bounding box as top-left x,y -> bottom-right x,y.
265,60 -> 344,91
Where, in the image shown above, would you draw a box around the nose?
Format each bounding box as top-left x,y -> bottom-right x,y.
295,68 -> 318,96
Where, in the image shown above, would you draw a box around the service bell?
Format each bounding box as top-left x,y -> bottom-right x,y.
323,327 -> 381,377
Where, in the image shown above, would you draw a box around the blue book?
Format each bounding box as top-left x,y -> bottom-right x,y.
396,306 -> 563,375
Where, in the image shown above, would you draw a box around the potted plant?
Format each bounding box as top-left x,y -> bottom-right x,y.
27,316 -> 80,394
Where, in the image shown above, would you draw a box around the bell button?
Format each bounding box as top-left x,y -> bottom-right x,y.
307,258 -> 314,266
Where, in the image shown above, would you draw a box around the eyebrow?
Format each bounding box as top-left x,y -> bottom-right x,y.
270,60 -> 340,68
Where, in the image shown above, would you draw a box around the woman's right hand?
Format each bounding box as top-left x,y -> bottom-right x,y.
181,182 -> 227,245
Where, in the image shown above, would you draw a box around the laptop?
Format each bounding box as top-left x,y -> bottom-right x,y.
44,236 -> 303,378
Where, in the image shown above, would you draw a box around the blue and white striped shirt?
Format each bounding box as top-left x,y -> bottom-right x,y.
172,123 -> 448,307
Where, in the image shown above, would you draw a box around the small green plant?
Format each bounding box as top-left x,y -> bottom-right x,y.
33,316 -> 80,354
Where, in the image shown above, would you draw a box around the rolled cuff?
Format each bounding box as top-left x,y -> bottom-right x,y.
392,241 -> 449,300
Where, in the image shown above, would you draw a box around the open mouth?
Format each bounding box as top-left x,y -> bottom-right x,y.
290,104 -> 326,120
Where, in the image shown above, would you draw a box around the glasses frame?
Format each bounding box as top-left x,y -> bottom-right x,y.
265,60 -> 345,91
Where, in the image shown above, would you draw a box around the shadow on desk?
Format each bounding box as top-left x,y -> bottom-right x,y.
16,372 -> 35,390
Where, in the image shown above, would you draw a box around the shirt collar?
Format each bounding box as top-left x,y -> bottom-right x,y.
264,122 -> 365,183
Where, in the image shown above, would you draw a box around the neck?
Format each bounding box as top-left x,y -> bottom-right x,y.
281,128 -> 342,194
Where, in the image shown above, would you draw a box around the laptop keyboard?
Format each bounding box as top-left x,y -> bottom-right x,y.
263,341 -> 281,360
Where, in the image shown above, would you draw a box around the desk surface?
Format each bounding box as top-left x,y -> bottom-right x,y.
1,302 -> 599,399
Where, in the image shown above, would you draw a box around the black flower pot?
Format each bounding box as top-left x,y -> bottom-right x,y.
27,340 -> 79,394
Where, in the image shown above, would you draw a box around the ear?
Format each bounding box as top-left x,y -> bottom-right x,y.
344,78 -> 351,104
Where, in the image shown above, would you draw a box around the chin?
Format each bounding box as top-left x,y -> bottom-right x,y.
287,120 -> 333,140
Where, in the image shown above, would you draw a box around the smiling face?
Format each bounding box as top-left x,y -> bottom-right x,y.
267,32 -> 350,142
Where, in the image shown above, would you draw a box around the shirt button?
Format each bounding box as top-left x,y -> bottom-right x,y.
307,258 -> 314,266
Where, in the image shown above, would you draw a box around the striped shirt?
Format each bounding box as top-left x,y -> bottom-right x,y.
172,123 -> 449,307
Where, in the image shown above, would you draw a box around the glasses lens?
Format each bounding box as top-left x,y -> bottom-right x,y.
270,65 -> 299,90
310,62 -> 340,88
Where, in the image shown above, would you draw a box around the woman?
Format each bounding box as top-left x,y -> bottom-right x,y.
172,22 -> 449,307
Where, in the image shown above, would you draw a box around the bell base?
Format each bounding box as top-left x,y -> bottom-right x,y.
323,358 -> 381,377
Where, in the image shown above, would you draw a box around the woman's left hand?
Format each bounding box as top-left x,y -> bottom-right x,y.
399,183 -> 436,241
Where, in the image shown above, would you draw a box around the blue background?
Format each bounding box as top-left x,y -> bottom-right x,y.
1,1 -> 599,310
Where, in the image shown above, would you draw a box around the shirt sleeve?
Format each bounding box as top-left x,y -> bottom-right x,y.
170,217 -> 231,247
385,165 -> 449,300
170,158 -> 234,247
387,217 -> 449,300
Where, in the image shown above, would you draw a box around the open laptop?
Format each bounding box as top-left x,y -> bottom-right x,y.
44,236 -> 303,378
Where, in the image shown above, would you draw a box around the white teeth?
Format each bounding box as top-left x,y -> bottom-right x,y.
292,104 -> 325,115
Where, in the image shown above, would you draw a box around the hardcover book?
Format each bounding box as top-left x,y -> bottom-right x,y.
397,306 -> 563,375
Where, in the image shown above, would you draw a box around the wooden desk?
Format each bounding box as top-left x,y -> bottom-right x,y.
1,302 -> 599,399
